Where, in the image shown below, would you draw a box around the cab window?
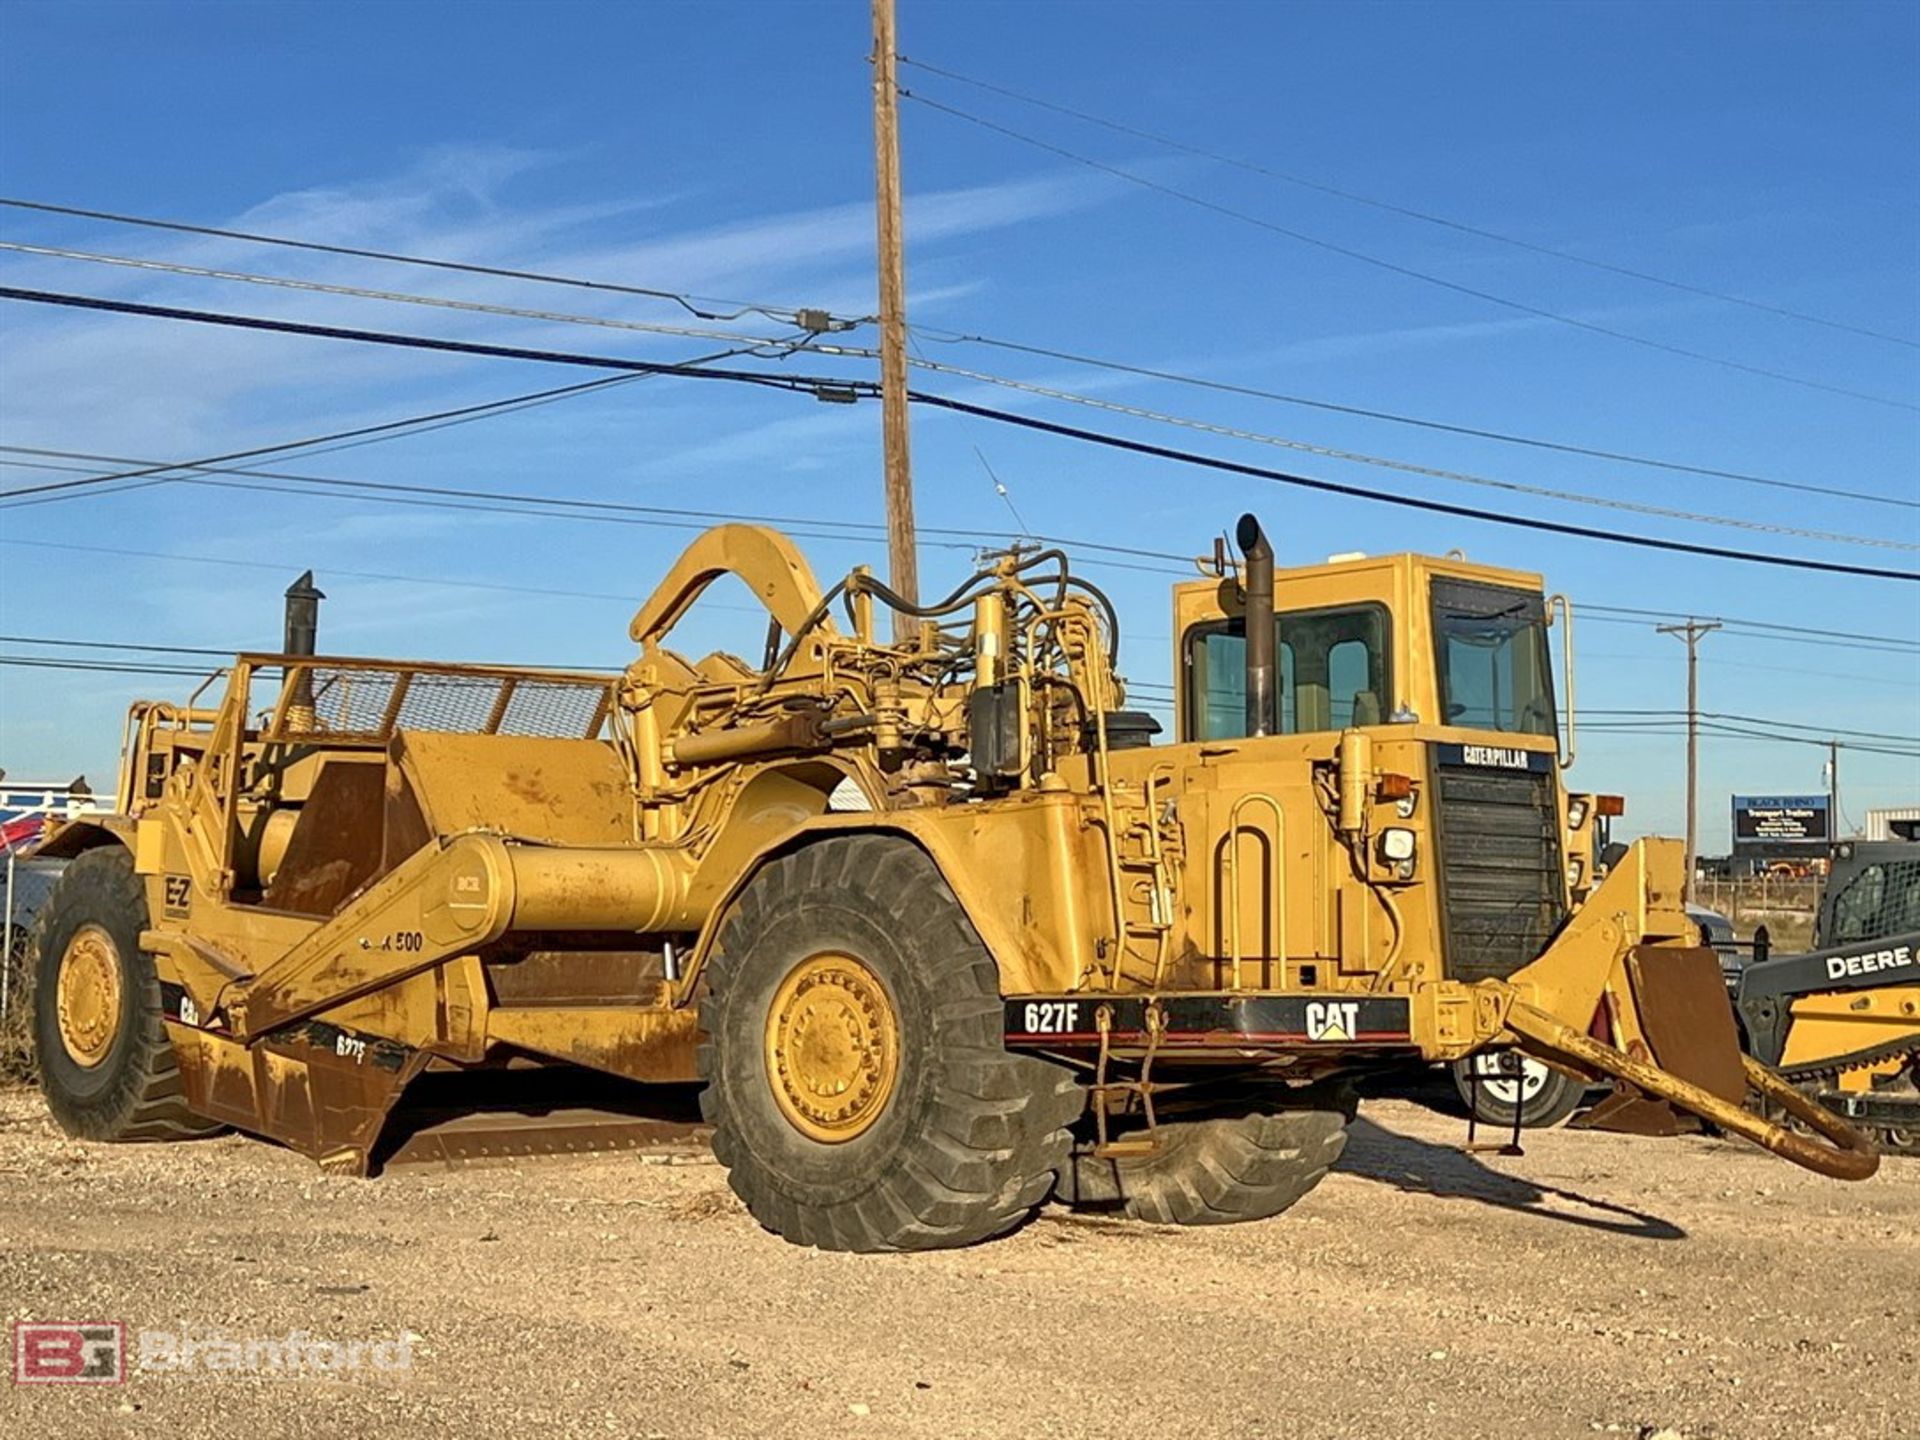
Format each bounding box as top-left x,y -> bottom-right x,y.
1185,605 -> 1391,741
1432,578 -> 1556,736
1829,859 -> 1920,942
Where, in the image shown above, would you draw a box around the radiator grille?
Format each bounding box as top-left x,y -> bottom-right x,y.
1433,755 -> 1566,981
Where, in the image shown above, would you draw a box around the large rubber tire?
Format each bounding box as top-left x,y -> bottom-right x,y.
1450,1051 -> 1585,1130
697,836 -> 1082,1252
31,847 -> 220,1142
1056,1083 -> 1355,1226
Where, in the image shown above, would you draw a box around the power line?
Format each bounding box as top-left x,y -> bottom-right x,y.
0,286 -> 854,408
1583,619 -> 1920,661
14,457 -> 1908,658
15,193 -> 1906,510
1580,719 -> 1920,760
1580,603 -> 1920,650
0,195 -> 863,330
903,354 -> 1917,552
11,636 -> 1904,754
0,535 -> 639,604
0,449 -> 1194,577
0,241 -> 834,353
908,328 -> 1918,512
0,290 -> 848,501
19,241 -> 1904,545
0,655 -> 214,678
0,372 -> 648,506
1588,708 -> 1919,746
898,56 -> 1920,351
3,283 -> 1912,582
909,392 -> 1920,583
12,448 -> 1918,654
899,90 -> 1920,414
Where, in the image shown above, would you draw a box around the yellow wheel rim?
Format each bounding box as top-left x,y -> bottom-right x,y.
55,924 -> 124,1069
764,952 -> 900,1143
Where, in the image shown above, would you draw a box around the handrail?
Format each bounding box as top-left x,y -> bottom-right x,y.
1503,997 -> 1878,1181
1548,593 -> 1576,771
1225,791 -> 1287,990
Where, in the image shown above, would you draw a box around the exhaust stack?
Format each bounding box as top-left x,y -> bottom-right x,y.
283,570 -> 325,721
1237,514 -> 1276,737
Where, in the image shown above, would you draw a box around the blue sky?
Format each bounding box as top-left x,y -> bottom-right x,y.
0,0 -> 1915,848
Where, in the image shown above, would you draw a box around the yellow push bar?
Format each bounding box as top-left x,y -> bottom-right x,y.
1504,1000 -> 1879,1182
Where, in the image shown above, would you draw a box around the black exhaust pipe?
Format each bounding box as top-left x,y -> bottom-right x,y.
283,570 -> 324,714
1237,514 -> 1276,737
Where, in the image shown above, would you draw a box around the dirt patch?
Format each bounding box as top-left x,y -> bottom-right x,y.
2,1087 -> 1913,1439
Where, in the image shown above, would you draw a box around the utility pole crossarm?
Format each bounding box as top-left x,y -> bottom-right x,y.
871,0 -> 919,640
1658,619 -> 1721,902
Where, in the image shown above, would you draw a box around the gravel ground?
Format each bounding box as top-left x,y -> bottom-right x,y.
2,1082 -> 1913,1440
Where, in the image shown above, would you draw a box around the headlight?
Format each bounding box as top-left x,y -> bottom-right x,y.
1380,828 -> 1417,863
1568,797 -> 1589,829
1395,790 -> 1418,819
1567,857 -> 1585,888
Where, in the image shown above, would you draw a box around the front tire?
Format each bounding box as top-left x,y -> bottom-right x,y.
31,847 -> 219,1142
697,836 -> 1082,1251
1450,1050 -> 1585,1129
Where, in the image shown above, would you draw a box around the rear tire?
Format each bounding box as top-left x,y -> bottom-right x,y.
1056,1084 -> 1354,1226
697,836 -> 1082,1251
1450,1050 -> 1585,1129
31,847 -> 220,1142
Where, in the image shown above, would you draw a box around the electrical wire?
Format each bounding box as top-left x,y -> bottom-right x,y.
1579,720 -> 1920,759
1586,709 -> 1919,745
0,450 -> 1195,578
1579,612 -> 1920,657
0,195 -> 863,329
908,392 -> 1920,583
24,244 -> 1898,548
907,327 -> 1918,512
1579,602 -> 1920,650
3,283 -> 1914,582
0,241 -> 838,352
0,536 -> 639,603
897,56 -> 1920,350
903,354 -> 1918,551
14,195 -> 1907,508
899,89 -> 1920,413
12,449 -> 1904,659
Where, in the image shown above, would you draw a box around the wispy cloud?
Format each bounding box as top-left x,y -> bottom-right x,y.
0,146 -> 1116,467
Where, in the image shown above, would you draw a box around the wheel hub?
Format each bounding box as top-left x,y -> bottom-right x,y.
55,924 -> 124,1069
765,952 -> 900,1142
1470,1049 -> 1547,1105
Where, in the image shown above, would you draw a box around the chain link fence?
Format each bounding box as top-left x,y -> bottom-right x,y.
1693,875 -> 1819,952
2,784 -> 106,1082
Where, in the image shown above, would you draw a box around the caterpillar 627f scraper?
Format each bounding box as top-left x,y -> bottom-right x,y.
30,516 -> 1876,1250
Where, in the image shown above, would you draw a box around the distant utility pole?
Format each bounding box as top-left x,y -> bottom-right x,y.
1658,618 -> 1721,901
870,0 -> 919,640
1827,739 -> 1841,844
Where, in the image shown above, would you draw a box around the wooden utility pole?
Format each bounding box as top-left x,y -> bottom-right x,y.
1658,619 -> 1720,901
870,0 -> 919,640
1827,739 -> 1841,845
